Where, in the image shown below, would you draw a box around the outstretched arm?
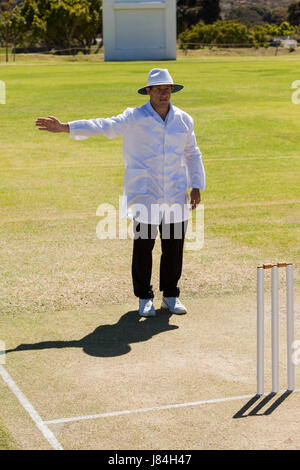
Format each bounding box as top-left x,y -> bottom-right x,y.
35,116 -> 69,133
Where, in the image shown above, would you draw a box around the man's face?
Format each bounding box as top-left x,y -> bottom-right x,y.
146,84 -> 173,107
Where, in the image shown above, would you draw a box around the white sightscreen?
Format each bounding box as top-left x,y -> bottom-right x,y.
115,9 -> 166,50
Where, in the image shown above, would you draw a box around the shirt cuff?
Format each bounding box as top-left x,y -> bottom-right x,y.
68,121 -> 89,140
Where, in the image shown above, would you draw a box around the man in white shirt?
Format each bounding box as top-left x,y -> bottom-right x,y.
35,68 -> 205,318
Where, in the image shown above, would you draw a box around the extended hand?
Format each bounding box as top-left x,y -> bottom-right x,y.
190,188 -> 201,210
35,116 -> 69,133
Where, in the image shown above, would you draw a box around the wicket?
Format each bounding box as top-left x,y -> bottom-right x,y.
257,262 -> 295,396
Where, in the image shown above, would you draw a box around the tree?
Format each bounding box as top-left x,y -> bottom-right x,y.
249,5 -> 272,23
77,0 -> 102,53
225,6 -> 263,27
177,0 -> 220,34
13,0 -> 46,48
8,0 -> 102,54
179,20 -> 255,48
0,0 -> 20,61
271,8 -> 288,25
44,0 -> 92,53
38,0 -> 102,53
250,25 -> 268,45
199,0 -> 220,24
288,2 -> 300,25
264,21 -> 295,37
225,4 -> 275,27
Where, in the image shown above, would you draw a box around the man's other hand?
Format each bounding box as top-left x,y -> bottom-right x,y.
190,188 -> 201,210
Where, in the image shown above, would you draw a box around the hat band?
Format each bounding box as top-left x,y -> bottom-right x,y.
138,83 -> 184,95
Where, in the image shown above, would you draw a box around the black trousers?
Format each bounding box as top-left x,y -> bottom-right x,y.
132,219 -> 188,299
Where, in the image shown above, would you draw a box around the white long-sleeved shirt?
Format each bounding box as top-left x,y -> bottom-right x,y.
68,101 -> 205,224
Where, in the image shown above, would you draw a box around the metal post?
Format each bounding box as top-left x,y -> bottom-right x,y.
271,266 -> 279,393
286,264 -> 295,391
257,267 -> 264,395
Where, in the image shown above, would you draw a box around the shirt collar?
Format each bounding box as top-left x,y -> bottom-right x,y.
146,100 -> 174,125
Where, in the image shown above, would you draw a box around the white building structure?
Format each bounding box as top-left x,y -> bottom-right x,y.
102,0 -> 177,61
281,38 -> 297,50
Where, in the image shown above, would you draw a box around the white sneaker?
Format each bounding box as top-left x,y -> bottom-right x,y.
161,297 -> 187,314
139,298 -> 156,317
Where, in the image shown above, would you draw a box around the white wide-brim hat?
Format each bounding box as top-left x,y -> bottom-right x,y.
138,68 -> 184,95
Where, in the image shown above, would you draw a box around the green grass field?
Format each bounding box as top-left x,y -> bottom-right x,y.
0,53 -> 300,450
0,419 -> 17,450
1,55 -> 299,312
1,55 -> 300,314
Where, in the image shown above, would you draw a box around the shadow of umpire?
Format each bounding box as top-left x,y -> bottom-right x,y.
2,310 -> 178,358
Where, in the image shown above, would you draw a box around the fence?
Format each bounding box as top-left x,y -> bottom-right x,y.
0,43 -> 103,62
179,42 -> 297,56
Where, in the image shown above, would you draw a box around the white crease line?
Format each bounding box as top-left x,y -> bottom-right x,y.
0,365 -> 63,450
44,389 -> 300,425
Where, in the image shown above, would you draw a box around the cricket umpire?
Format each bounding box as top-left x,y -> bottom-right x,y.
35,68 -> 205,317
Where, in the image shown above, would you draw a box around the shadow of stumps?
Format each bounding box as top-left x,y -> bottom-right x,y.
233,391 -> 293,419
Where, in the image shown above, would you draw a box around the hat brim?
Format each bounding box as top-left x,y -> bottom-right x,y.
138,84 -> 184,95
